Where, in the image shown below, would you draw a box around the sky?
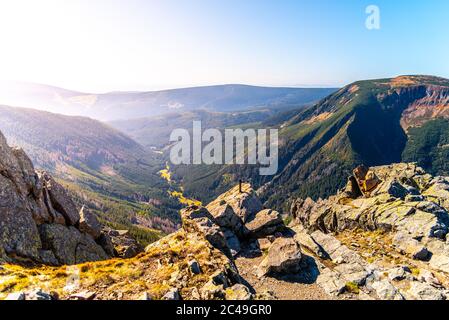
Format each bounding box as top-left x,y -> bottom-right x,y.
0,0 -> 448,93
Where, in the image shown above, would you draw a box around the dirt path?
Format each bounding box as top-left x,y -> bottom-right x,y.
235,254 -> 332,300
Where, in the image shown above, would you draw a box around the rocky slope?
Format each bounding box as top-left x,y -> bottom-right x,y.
4,160 -> 449,300
0,130 -> 141,266
291,163 -> 449,300
0,184 -> 288,300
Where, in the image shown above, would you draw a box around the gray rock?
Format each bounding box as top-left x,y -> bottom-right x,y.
245,209 -> 284,239
387,266 -> 409,281
258,237 -> 302,278
225,284 -> 253,300
78,206 -> 102,239
162,288 -> 181,300
102,228 -> 144,258
39,224 -> 108,265
206,202 -> 244,236
404,282 -> 445,300
383,180 -> 410,199
97,232 -> 116,256
38,250 -> 59,266
316,268 -> 346,296
26,289 -> 56,300
292,226 -> 328,259
223,229 -> 241,257
429,255 -> 449,274
39,171 -> 80,226
417,269 -> 442,287
181,206 -> 229,254
334,262 -> 370,286
371,280 -> 404,300
206,184 -> 262,223
310,231 -> 343,260
393,233 -> 430,261
311,231 -> 364,265
0,131 -> 118,266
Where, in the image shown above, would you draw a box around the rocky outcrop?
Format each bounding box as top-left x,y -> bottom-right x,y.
0,131 -> 130,265
203,183 -> 287,257
207,184 -> 263,224
291,163 -> 449,300
292,163 -> 449,239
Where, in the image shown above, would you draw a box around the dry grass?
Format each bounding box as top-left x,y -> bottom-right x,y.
0,230 -> 231,300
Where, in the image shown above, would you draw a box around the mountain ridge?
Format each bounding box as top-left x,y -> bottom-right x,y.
0,82 -> 337,121
170,75 -> 449,210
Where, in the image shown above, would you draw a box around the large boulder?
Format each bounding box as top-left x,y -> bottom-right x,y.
257,237 -> 302,278
207,184 -> 262,223
403,282 -> 446,300
393,232 -> 430,261
78,206 -> 102,239
206,202 -> 245,236
292,164 -> 449,240
39,224 -> 108,265
245,209 -> 284,239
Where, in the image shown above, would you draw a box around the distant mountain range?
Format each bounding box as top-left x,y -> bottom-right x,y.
0,82 -> 336,121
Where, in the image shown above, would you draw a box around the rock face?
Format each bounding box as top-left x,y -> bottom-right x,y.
78,206 -> 102,240
291,163 -> 449,300
0,131 -> 118,265
101,228 -> 144,259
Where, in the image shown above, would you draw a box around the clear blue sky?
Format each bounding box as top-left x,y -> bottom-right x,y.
0,0 -> 448,92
